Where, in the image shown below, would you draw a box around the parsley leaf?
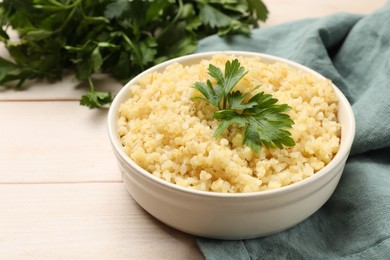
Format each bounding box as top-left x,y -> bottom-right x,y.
79,90 -> 112,109
195,60 -> 248,110
79,77 -> 112,109
192,59 -> 295,152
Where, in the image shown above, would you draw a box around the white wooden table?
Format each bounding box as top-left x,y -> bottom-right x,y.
0,1 -> 385,258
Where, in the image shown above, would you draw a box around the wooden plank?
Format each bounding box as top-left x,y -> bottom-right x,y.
0,101 -> 122,183
0,183 -> 203,259
263,0 -> 387,27
0,72 -> 123,101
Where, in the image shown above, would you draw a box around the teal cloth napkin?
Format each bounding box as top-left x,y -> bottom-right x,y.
195,3 -> 390,259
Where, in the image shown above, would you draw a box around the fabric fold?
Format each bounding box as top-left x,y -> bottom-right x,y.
195,2 -> 390,259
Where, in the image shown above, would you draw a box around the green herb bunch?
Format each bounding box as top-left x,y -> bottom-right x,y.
0,0 -> 268,108
192,59 -> 295,152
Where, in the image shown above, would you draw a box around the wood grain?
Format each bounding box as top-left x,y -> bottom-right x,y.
0,183 -> 203,259
0,102 -> 121,183
0,73 -> 123,101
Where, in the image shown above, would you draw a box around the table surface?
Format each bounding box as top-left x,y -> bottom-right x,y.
1,1 -> 386,258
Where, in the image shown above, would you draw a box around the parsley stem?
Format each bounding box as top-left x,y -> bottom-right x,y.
55,0 -> 81,33
87,77 -> 95,92
121,33 -> 144,70
156,0 -> 183,40
46,0 -> 68,9
79,1 -> 109,24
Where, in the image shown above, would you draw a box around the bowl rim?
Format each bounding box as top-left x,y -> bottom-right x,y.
107,51 -> 356,198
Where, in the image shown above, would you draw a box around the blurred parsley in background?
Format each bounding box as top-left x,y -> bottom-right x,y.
0,0 -> 268,108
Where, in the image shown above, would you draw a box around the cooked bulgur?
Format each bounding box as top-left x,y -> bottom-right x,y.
117,54 -> 341,193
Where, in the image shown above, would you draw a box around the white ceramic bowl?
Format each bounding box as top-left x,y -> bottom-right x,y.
107,51 -> 355,240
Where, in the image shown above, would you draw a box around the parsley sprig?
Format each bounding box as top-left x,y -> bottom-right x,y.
192,59 -> 295,152
0,0 -> 268,109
